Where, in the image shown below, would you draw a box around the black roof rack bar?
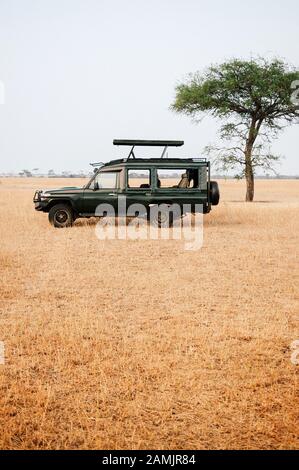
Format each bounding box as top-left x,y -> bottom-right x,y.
113,139 -> 184,147
128,145 -> 136,159
113,139 -> 184,159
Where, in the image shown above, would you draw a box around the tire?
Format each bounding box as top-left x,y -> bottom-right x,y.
48,203 -> 74,228
210,181 -> 220,206
149,206 -> 174,228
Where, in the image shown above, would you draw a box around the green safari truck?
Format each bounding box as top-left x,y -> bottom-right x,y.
33,139 -> 219,228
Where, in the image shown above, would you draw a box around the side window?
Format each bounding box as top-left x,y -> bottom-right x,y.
94,171 -> 118,189
156,169 -> 199,189
127,169 -> 151,189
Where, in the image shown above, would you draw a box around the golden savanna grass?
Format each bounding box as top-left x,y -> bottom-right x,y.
0,177 -> 298,449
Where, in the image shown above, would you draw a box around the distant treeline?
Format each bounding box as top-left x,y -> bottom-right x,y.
212,175 -> 299,180
0,172 -> 298,179
0,171 -> 93,178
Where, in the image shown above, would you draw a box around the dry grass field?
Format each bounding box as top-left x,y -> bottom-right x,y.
0,177 -> 298,449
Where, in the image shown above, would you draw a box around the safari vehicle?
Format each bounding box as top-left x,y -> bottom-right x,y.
33,139 -> 220,228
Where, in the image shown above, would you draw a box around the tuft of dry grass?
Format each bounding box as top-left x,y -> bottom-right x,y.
0,177 -> 298,449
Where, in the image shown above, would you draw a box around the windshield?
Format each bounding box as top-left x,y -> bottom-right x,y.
88,171 -> 119,189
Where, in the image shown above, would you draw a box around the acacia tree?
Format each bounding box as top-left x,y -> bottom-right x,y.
171,58 -> 299,201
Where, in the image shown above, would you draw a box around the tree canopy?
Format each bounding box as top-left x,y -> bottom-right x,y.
171,58 -> 299,200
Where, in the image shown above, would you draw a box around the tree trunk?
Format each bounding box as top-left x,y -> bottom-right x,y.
244,120 -> 256,202
245,158 -> 254,201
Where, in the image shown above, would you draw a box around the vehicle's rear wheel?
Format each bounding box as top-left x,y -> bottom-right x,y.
149,206 -> 174,228
49,203 -> 74,228
210,181 -> 220,205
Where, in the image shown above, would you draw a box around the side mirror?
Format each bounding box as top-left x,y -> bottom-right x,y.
93,181 -> 99,191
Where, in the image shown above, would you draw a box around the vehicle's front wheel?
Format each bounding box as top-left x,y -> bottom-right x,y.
49,204 -> 74,228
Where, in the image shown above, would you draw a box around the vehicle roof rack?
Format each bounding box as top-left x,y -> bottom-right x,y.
90,162 -> 105,167
90,162 -> 105,173
113,139 -> 184,159
113,139 -> 184,147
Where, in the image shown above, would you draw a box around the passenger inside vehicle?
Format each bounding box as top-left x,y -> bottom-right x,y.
177,172 -> 190,188
156,168 -> 199,189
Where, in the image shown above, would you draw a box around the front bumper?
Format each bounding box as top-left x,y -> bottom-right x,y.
34,202 -> 47,211
33,191 -> 50,211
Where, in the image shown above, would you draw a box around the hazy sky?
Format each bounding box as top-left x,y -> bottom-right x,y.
0,0 -> 298,174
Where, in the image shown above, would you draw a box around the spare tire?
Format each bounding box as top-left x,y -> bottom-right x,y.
210,181 -> 220,206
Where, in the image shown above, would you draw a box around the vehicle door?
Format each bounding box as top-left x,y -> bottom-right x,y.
152,167 -> 201,211
83,170 -> 120,215
124,168 -> 152,217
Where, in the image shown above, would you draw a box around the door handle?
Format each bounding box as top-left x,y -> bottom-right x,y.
108,193 -> 118,196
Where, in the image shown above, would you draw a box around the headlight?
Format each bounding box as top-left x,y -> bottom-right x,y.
33,190 -> 51,202
33,190 -> 42,202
